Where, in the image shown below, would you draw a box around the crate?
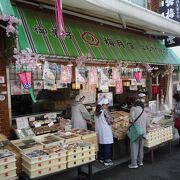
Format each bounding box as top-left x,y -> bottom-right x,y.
23,157 -> 66,171
0,160 -> 16,172
0,149 -> 16,165
53,132 -> 81,143
81,155 -> 96,164
22,149 -> 67,164
22,163 -> 66,178
33,134 -> 64,148
67,153 -> 82,161
11,139 -> 43,153
0,168 -> 17,180
67,159 -> 82,168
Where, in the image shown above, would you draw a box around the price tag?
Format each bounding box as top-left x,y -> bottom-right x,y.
34,122 -> 41,128
48,121 -> 54,127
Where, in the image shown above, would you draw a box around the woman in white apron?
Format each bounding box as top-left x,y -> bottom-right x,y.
94,98 -> 114,166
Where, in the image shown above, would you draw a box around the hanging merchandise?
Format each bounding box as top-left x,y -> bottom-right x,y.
33,80 -> 43,90
17,72 -> 36,103
76,67 -> 88,84
115,80 -> 123,94
60,65 -> 72,83
112,67 -> 121,81
134,71 -> 142,82
42,61 -> 56,90
99,69 -> 109,92
55,0 -> 67,38
88,68 -> 98,85
56,80 -> 67,89
152,84 -> 160,95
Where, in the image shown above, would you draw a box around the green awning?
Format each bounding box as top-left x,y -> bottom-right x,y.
0,0 -> 15,16
13,6 -> 180,65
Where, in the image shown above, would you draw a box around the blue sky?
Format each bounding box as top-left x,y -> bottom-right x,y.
171,47 -> 180,58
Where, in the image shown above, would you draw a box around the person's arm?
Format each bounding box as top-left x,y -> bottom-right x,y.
129,107 -> 136,123
79,104 -> 91,120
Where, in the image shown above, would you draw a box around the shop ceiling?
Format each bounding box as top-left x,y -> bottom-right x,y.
12,0 -> 180,38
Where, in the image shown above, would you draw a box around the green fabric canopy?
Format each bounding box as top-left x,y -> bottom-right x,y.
13,6 -> 180,65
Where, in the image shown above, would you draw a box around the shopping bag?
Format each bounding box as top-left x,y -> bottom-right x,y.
174,117 -> 180,129
127,124 -> 144,142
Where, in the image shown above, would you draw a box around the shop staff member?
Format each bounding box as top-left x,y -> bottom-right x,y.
71,95 -> 91,129
94,98 -> 114,166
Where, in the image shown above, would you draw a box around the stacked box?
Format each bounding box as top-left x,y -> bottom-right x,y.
53,131 -> 81,143
144,126 -> 173,148
11,138 -> 43,153
0,150 -> 17,180
65,142 -> 96,168
33,134 -> 64,148
71,129 -> 98,152
22,147 -> 67,178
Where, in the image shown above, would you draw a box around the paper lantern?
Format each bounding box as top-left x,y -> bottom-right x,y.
152,84 -> 160,95
134,72 -> 142,82
17,72 -> 36,103
72,83 -> 81,90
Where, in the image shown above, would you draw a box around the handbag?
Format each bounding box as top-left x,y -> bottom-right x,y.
127,108 -> 144,142
174,117 -> 180,129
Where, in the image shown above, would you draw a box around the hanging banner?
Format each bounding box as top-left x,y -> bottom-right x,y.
115,80 -> 123,94
60,65 -> 72,83
112,67 -> 120,81
99,69 -> 109,92
88,69 -> 98,85
76,67 -> 87,84
161,0 -> 180,47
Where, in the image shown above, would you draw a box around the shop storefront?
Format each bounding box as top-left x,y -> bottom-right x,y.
0,1 -> 180,179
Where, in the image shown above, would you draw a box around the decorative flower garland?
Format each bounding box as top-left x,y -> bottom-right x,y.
13,48 -> 43,69
0,15 -> 21,37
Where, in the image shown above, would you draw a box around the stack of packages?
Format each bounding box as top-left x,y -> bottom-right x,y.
71,129 -> 98,151
0,150 -> 17,180
22,147 -> 67,178
11,130 -> 97,178
63,142 -> 96,168
144,125 -> 173,148
110,111 -> 129,140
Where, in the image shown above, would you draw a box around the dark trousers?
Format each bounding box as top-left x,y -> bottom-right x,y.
98,144 -> 112,161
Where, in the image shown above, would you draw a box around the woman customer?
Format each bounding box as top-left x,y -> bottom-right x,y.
71,95 -> 91,129
173,93 -> 180,146
94,98 -> 114,166
128,100 -> 150,169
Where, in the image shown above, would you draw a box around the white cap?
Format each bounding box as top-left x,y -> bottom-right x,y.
98,98 -> 109,105
138,93 -> 146,98
75,95 -> 81,102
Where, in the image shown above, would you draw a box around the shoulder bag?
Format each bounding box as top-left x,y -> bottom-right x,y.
127,108 -> 144,142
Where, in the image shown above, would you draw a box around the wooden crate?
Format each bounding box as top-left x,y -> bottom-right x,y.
33,134 -> 64,148
11,138 -> 43,153
0,161 -> 16,172
0,168 -> 17,180
22,163 -> 66,178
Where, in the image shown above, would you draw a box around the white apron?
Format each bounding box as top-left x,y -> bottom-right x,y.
94,110 -> 113,144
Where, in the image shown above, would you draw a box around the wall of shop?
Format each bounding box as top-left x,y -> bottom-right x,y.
0,29 -> 11,138
0,58 -> 11,138
148,0 -> 160,13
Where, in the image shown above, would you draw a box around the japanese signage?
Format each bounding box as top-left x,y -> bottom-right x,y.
161,0 -> 180,47
115,80 -> 123,94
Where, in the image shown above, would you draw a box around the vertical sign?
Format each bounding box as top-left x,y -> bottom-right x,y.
115,80 -> 123,94
161,0 -> 180,47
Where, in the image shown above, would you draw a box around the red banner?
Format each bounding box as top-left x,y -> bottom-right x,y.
115,80 -> 123,94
